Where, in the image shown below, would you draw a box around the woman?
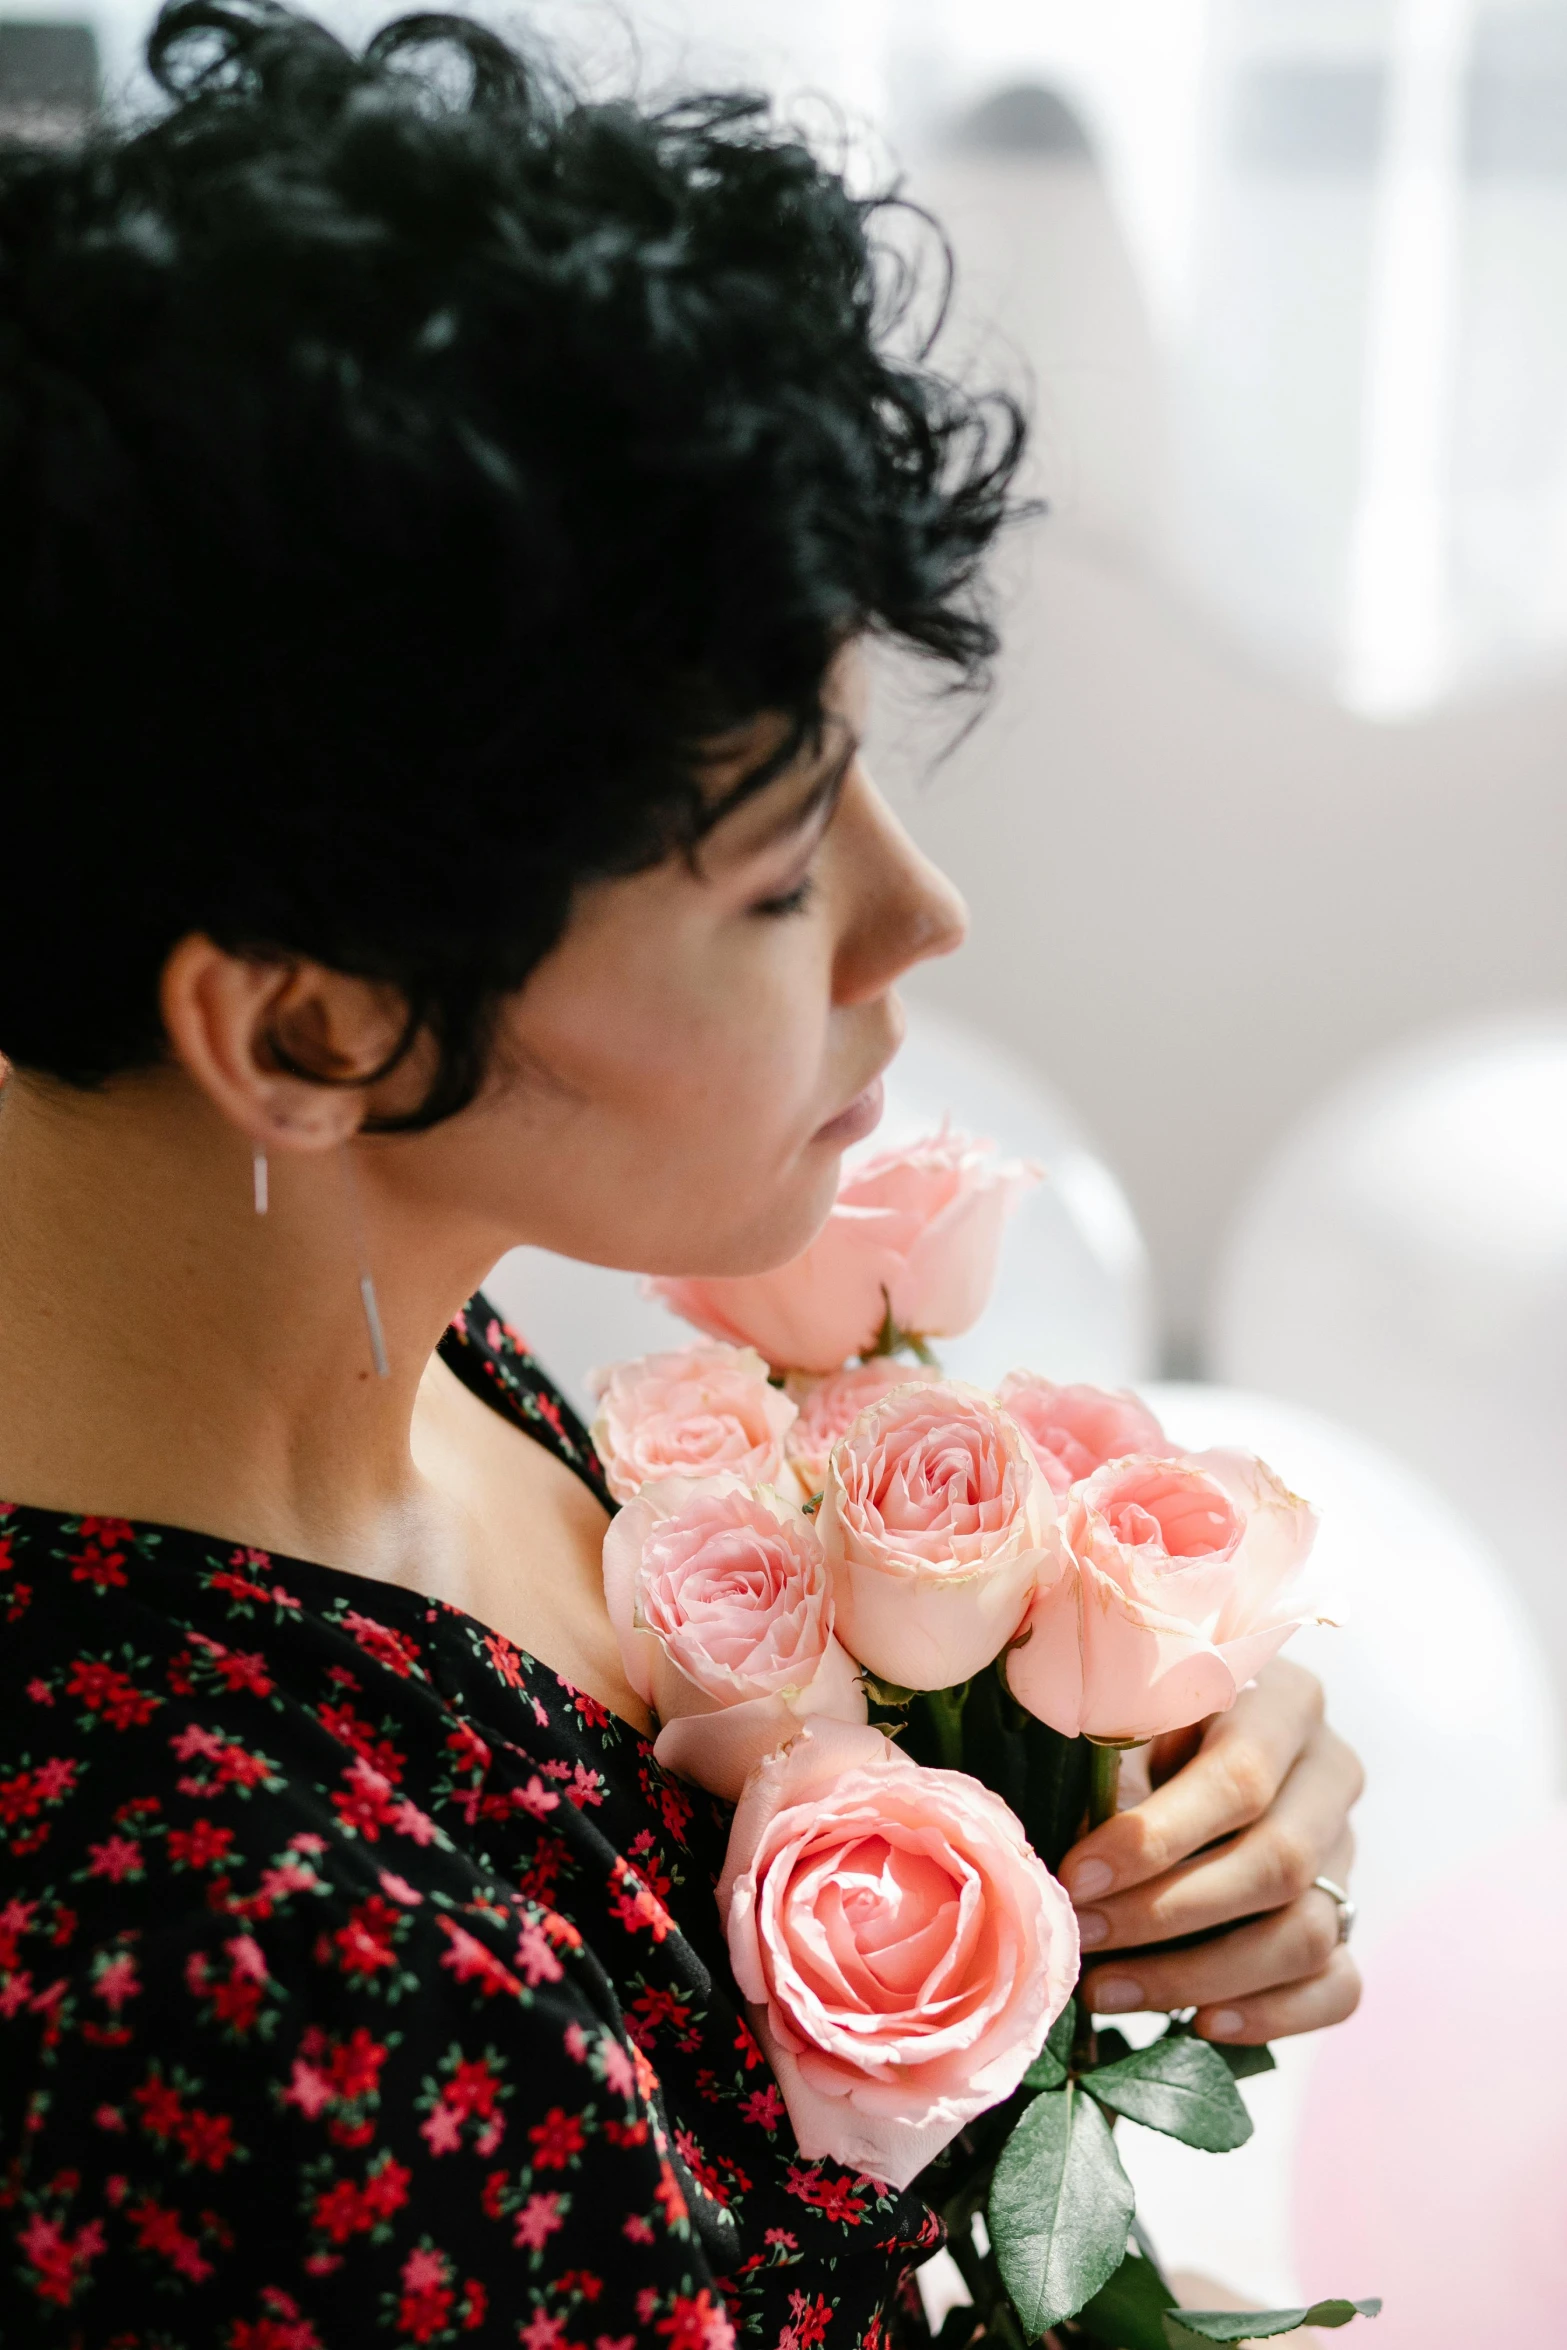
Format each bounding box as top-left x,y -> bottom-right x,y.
0,6 -> 1362,2341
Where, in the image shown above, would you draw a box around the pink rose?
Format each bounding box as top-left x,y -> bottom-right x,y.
588,1344 -> 798,1505
816,1381 -> 1056,1690
601,1478 -> 866,1799
996,1373 -> 1169,1502
783,1359 -> 943,1498
1006,1449 -> 1319,1743
716,1718 -> 1079,2189
648,1128 -> 1038,1373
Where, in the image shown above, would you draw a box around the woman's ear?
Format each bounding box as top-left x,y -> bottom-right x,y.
158,936 -> 412,1153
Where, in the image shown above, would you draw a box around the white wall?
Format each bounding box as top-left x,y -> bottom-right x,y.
870,147 -> 1567,1357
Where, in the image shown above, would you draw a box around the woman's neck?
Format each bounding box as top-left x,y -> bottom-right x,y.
0,1069 -> 500,1579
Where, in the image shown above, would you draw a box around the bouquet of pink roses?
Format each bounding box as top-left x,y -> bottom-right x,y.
594,1130 -> 1379,2350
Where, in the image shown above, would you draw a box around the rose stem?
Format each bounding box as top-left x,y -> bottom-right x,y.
1074,1743 -> 1124,2076
923,1683 -> 968,1772
1087,1741 -> 1122,1832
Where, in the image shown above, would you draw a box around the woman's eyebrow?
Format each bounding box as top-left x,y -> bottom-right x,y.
738,736 -> 858,855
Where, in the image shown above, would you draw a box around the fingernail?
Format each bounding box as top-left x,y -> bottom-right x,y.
1089,1976 -> 1142,2014
1205,2008 -> 1245,2039
1070,1859 -> 1114,1901
1076,1911 -> 1109,1950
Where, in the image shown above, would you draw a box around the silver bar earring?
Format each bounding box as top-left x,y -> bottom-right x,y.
359,1273 -> 391,1381
253,1148 -> 269,1215
339,1146 -> 391,1379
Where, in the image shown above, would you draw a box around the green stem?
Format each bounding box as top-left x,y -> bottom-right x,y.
924,1683 -> 968,1773
1087,1741 -> 1123,1832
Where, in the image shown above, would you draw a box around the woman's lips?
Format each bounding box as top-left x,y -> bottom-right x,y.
813,1074 -> 885,1149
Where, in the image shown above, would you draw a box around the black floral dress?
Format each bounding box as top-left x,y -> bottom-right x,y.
0,1297 -> 939,2348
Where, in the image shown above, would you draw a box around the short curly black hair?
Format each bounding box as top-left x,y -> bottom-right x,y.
0,0 -> 1026,1125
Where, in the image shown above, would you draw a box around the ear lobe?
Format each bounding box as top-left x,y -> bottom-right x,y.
159,934 -> 365,1152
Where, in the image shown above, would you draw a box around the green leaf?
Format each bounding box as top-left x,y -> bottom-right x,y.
1086,2036 -> 1253,2152
1023,1999 -> 1077,2090
1074,2246 -> 1178,2349
1163,2299 -> 1382,2344
988,2083 -> 1134,2334
1159,2019 -> 1275,2082
1213,2041 -> 1276,2081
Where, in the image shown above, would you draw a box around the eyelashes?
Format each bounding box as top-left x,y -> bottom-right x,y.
749,874 -> 818,920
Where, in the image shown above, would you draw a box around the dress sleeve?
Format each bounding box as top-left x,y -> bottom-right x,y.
0,1889 -> 729,2348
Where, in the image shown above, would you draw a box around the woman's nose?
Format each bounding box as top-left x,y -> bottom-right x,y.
833,767 -> 969,1003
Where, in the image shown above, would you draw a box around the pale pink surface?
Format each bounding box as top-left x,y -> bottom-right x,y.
717,1718 -> 1079,2189
648,1128 -> 1038,1373
588,1343 -> 797,1504
996,1373 -> 1169,1501
1007,1448 -> 1318,1741
1295,1808 -> 1567,2346
784,1360 -> 943,1496
816,1381 -> 1057,1690
601,1477 -> 866,1799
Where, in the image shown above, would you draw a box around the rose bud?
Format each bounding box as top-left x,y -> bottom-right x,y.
783,1359 -> 943,1499
717,1718 -> 1080,2191
816,1380 -> 1056,1690
996,1372 -> 1170,1502
601,1477 -> 866,1800
588,1343 -> 798,1505
648,1128 -> 1038,1373
1006,1449 -> 1320,1743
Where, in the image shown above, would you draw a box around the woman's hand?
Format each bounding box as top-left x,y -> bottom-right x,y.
1058,1659 -> 1363,2043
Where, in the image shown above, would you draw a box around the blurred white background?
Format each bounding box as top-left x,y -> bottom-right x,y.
10,0 -> 1565,2319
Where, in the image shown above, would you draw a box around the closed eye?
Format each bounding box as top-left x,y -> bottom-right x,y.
749,875 -> 818,919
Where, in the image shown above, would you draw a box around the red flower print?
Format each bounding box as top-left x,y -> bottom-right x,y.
607,1858 -> 674,1943
785,2166 -> 870,2226
124,2195 -> 215,2284
312,2152 -> 410,2245
64,1657 -> 161,1729
779,2290 -> 833,2350
168,1818 -> 235,1871
654,2288 -> 736,2349
332,1757 -> 403,1841
512,2190 -> 566,2253
228,2285 -> 325,2348
563,1762 -> 605,1812
519,2312 -> 569,2350
189,1634 -> 275,1698
16,2211 -> 106,2308
85,1833 -> 144,1882
91,1950 -> 140,2013
528,2106 -> 586,2170
437,1918 -> 522,2000
483,1631 -> 526,1690
69,1521 -> 131,1590
395,2242 -> 456,2343
282,2056 -> 334,2121
0,1756 -> 77,1839
566,1687 -> 610,1731
444,1721 -> 490,1775
652,2165 -> 687,2231
321,1896 -> 403,1981
179,2106 -> 238,2172
740,2085 -> 785,2133
515,1920 -> 564,1988
0,1895 -> 36,1968
318,1701 -> 405,1781
341,1611 -> 421,1678
186,1933 -> 273,2034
